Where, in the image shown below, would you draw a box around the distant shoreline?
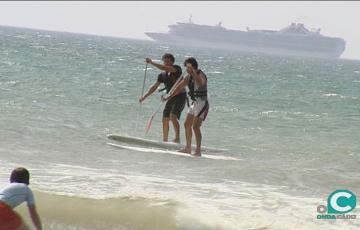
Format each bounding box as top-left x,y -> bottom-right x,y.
0,24 -> 151,43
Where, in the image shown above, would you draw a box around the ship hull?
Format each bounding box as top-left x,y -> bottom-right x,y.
145,32 -> 345,59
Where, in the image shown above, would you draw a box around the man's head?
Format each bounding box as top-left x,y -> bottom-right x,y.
162,53 -> 175,66
184,57 -> 198,74
10,167 -> 30,185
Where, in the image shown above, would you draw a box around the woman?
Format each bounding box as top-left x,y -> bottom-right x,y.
163,57 -> 209,156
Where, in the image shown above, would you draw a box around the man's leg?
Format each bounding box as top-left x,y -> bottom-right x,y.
170,94 -> 186,143
162,102 -> 173,142
170,113 -> 180,143
192,117 -> 203,156
162,117 -> 170,142
178,113 -> 194,154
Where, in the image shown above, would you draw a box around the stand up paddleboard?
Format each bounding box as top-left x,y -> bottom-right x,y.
107,134 -> 228,153
107,142 -> 240,161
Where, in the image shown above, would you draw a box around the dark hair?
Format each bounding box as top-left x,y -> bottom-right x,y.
162,53 -> 175,63
10,167 -> 30,185
184,57 -> 198,69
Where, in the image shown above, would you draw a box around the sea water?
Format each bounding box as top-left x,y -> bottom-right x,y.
0,26 -> 359,229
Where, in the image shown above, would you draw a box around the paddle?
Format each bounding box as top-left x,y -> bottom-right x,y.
145,101 -> 165,134
144,75 -> 185,134
136,63 -> 148,133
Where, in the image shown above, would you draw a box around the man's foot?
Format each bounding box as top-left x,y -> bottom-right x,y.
178,147 -> 191,154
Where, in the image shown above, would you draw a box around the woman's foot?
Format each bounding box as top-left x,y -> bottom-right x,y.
173,138 -> 180,144
193,150 -> 201,157
178,147 -> 191,154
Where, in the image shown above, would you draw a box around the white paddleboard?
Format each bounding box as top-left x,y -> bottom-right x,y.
107,142 -> 240,161
107,134 -> 228,153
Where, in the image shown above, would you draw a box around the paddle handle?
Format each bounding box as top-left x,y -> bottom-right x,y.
164,75 -> 185,99
140,63 -> 148,98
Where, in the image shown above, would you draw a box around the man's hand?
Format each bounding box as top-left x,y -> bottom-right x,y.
139,95 -> 146,103
145,58 -> 153,64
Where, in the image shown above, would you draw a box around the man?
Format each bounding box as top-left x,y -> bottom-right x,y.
139,53 -> 187,143
162,57 -> 209,156
0,167 -> 43,230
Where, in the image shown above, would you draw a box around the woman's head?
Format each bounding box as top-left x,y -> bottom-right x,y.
184,57 -> 198,74
10,167 -> 30,185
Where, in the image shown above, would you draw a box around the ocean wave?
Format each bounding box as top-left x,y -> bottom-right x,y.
17,191 -> 178,230
322,93 -> 358,99
208,71 -> 224,74
15,187 -> 360,230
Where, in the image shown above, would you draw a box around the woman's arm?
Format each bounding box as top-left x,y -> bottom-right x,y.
191,69 -> 206,87
164,77 -> 189,100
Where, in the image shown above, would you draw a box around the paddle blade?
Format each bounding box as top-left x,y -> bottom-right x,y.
145,115 -> 155,134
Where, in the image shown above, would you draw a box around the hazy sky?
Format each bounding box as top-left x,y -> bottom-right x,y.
0,1 -> 359,59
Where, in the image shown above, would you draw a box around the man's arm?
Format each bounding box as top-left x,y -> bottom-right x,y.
139,81 -> 161,103
146,58 -> 177,73
28,205 -> 42,230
